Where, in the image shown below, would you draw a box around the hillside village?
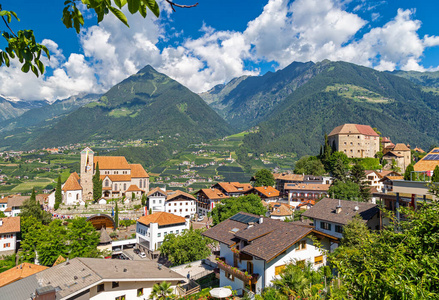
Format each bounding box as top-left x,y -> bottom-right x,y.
0,122 -> 438,299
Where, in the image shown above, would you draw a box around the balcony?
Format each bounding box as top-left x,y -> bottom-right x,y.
216,257 -> 258,284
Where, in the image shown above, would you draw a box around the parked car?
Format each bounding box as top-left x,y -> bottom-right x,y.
134,248 -> 140,254
139,252 -> 146,258
197,216 -> 204,222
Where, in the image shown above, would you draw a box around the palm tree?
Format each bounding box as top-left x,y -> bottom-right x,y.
149,281 -> 176,300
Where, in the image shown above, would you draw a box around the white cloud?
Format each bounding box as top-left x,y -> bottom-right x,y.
1,0 -> 439,100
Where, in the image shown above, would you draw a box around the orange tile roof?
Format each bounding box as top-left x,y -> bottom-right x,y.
137,212 -> 186,226
0,263 -> 48,287
100,175 -> 132,182
253,186 -> 280,198
378,170 -> 400,177
4,207 -> 11,212
271,203 -> 293,216
94,156 -> 130,170
273,173 -> 304,181
413,147 -> 425,153
147,187 -> 167,197
328,124 -> 379,137
197,188 -> 229,200
414,147 -> 439,172
392,143 -> 410,151
0,216 -> 20,234
284,183 -> 330,191
297,200 -> 316,208
130,164 -> 149,178
216,182 -> 253,193
53,255 -> 66,266
62,172 -> 82,191
167,190 -> 196,201
365,170 -> 381,177
126,184 -> 142,192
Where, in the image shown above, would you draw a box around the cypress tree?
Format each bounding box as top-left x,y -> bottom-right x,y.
404,163 -> 415,181
54,176 -> 62,210
92,162 -> 102,202
432,165 -> 439,182
30,187 -> 36,202
114,201 -> 119,228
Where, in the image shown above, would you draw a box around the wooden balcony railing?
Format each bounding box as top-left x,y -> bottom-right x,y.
216,257 -> 258,284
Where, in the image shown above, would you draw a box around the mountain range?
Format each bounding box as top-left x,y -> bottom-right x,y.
0,61 -> 439,164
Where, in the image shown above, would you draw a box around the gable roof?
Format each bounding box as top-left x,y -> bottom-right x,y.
196,188 -> 229,200
147,187 -> 167,197
215,182 -> 253,193
253,186 -> 280,198
166,190 -> 196,201
378,170 -> 400,177
284,183 -> 330,191
328,124 -> 379,137
392,143 -> 410,151
270,203 -> 293,216
99,227 -> 112,244
0,263 -> 48,288
100,175 -> 132,182
53,255 -> 66,266
302,198 -> 379,225
273,173 -> 304,181
414,147 -> 439,172
0,216 -> 20,234
6,196 -> 29,207
383,151 -> 403,158
62,172 -> 82,191
137,212 -> 186,227
130,164 -> 149,178
126,184 -> 143,192
94,156 -> 130,170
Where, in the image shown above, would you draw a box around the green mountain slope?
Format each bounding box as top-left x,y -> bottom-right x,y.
27,65 -> 232,148
199,61 -> 318,130
0,96 -> 48,122
391,70 -> 439,94
241,61 -> 439,157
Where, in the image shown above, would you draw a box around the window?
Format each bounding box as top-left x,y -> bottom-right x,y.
112,281 -> 119,288
105,180 -> 109,187
225,271 -> 234,281
335,225 -> 343,233
314,255 -> 324,265
176,230 -> 179,234
114,171 -> 118,175
114,184 -> 118,190
247,261 -> 253,274
275,265 -> 285,275
140,180 -> 143,188
296,240 -> 306,250
97,284 -> 105,292
320,222 -> 331,231
3,243 -> 10,248
296,260 -> 306,268
180,202 -> 183,206
164,232 -> 167,236
153,200 -> 156,204
115,296 -> 125,300
137,288 -> 144,297
157,233 -> 161,237
170,231 -> 173,234
123,183 -> 126,190
159,200 -> 162,204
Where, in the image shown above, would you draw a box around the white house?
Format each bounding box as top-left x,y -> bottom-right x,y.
3,196 -> 29,217
302,198 -> 381,242
195,188 -> 229,217
62,172 -> 83,206
0,257 -> 184,299
0,216 -> 20,256
136,212 -> 189,259
147,188 -> 197,219
364,170 -> 384,193
203,212 -> 338,295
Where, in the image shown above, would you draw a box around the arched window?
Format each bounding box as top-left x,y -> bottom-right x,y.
114,184 -> 118,191
105,180 -> 109,187
76,194 -> 79,200
124,183 -> 126,190
144,179 -> 146,188
139,180 -> 142,189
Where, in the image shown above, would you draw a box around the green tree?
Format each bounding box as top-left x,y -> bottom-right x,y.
114,201 -> 119,228
253,169 -> 275,187
149,281 -> 176,300
294,156 -> 326,176
0,254 -> 17,273
328,151 -> 349,179
404,163 -> 415,181
141,194 -> 147,206
211,194 -> 267,225
330,201 -> 439,299
321,133 -> 333,169
328,181 -> 361,201
67,217 -> 100,259
0,211 -> 5,218
37,219 -> 68,266
350,163 -> 370,201
20,188 -> 52,224
159,228 -> 212,265
432,165 -> 439,182
54,176 -> 62,210
93,162 -> 102,202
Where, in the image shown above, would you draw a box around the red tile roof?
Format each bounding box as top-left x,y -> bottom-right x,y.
329,124 -> 379,137
94,156 -> 130,170
196,188 -> 229,200
215,182 -> 253,193
253,186 -> 280,198
137,212 -> 186,226
62,172 -> 82,191
0,263 -> 48,287
126,185 -> 142,192
130,164 -> 149,178
0,216 -> 20,234
167,190 -> 196,201
100,175 -> 132,182
147,187 -> 167,197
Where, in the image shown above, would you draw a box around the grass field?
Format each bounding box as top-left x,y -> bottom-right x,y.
11,177 -> 54,193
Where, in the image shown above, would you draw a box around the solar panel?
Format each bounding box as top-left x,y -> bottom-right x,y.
230,213 -> 260,224
432,149 -> 439,153
424,154 -> 439,161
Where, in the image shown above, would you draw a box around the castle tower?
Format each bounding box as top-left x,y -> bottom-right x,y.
80,147 -> 94,201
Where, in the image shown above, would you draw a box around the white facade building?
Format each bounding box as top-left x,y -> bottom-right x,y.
136,212 -> 189,259
0,216 -> 20,256
203,212 -> 337,295
147,188 -> 197,219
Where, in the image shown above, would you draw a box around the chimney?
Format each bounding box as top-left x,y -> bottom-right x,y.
247,222 -> 254,229
336,200 -> 342,214
259,215 -> 263,224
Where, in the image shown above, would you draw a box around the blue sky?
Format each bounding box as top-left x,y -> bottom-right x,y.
1,0 -> 439,101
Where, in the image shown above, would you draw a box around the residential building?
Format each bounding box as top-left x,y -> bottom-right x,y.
136,212 -> 189,259
203,212 -> 337,295
266,203 -> 294,220
380,175 -> 404,192
0,263 -> 48,288
284,183 -> 330,207
0,216 -> 20,256
2,196 -> 29,217
364,170 -> 384,192
272,173 -> 305,197
147,188 -> 197,219
0,258 -> 184,300
211,182 -> 253,197
328,124 -> 380,158
382,143 -> 411,172
302,198 -> 380,242
195,188 -> 229,216
414,147 -> 439,175
247,186 -> 280,202
0,197 -> 7,212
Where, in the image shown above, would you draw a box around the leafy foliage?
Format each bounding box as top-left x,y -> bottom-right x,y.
404,163 -> 415,181
294,155 -> 326,176
159,229 -> 212,265
54,176 -> 62,210
19,188 -> 52,224
432,165 -> 439,182
211,194 -> 266,225
93,162 -> 102,202
149,281 -> 176,300
328,181 -> 361,201
253,169 -> 275,187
